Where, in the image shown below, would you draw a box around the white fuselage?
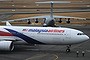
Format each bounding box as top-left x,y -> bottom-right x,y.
0,26 -> 89,45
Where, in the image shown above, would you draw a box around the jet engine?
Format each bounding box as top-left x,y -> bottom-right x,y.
58,18 -> 62,23
43,23 -> 47,27
0,41 -> 14,51
66,18 -> 70,24
27,19 -> 31,24
35,18 -> 39,23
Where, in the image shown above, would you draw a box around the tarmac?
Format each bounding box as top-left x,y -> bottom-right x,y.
0,25 -> 90,60
0,0 -> 89,60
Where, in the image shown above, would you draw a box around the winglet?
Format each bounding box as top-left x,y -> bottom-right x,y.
6,21 -> 12,26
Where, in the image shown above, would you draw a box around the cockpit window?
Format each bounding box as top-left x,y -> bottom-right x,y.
77,33 -> 85,35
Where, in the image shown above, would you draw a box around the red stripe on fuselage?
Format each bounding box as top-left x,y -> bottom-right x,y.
0,31 -> 13,36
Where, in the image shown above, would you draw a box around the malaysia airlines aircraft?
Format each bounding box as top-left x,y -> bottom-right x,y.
0,25 -> 89,52
0,1 -> 89,52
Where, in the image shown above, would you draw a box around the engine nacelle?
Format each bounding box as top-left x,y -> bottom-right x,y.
0,41 -> 14,51
35,18 -> 39,23
43,23 -> 47,27
66,20 -> 70,24
66,18 -> 70,24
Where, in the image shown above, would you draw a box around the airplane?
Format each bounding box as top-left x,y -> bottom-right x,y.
0,22 -> 89,52
0,1 -> 89,52
2,1 -> 86,27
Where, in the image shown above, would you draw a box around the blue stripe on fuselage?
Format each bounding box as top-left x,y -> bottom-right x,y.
5,28 -> 45,44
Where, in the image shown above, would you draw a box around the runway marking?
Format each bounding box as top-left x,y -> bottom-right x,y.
86,50 -> 90,52
25,53 -> 59,60
53,54 -> 59,60
25,54 -> 47,60
25,48 -> 39,51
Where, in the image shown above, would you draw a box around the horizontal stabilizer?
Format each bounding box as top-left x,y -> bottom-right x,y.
36,1 -> 71,4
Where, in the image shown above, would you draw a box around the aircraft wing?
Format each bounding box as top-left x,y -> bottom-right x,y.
1,15 -> 86,22
26,15 -> 86,20
1,15 -> 86,27
53,15 -> 86,20
1,16 -> 47,22
1,15 -> 52,22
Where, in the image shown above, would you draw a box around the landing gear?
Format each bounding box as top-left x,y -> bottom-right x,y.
66,48 -> 70,52
66,45 -> 71,52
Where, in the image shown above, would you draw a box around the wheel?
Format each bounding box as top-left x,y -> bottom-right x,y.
66,49 -> 70,52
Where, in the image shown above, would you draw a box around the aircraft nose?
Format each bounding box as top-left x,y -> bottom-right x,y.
85,35 -> 89,40
79,35 -> 89,42
80,35 -> 89,42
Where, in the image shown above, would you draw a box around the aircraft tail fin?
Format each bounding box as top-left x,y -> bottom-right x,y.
6,21 -> 12,26
36,1 -> 71,19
